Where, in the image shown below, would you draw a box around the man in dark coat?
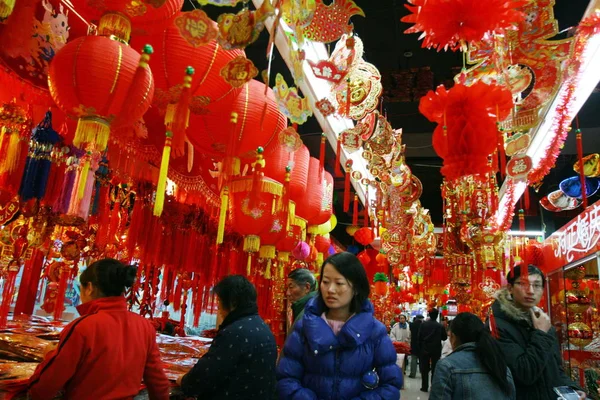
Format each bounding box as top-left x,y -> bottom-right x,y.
286,268 -> 317,335
491,265 -> 583,400
418,308 -> 447,392
408,315 -> 424,378
179,275 -> 277,399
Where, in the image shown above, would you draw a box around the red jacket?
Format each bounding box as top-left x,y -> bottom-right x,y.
28,296 -> 170,400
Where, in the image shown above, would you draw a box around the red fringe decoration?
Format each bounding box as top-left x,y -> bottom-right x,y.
107,201 -> 121,244
95,186 -> 112,248
319,134 -> 326,171
173,275 -> 183,312
352,194 -> 359,226
344,165 -> 351,212
335,139 -> 343,177
489,308 -> 499,339
498,131 -> 506,180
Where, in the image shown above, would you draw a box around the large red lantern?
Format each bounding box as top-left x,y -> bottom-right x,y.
48,36 -> 154,151
263,143 -> 309,206
296,157 -> 324,224
186,79 -> 286,161
69,0 -> 182,42
311,170 -> 334,226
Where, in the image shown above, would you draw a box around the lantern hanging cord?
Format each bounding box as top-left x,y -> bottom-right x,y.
60,0 -> 92,27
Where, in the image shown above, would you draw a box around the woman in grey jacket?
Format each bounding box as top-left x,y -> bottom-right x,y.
429,312 -> 515,400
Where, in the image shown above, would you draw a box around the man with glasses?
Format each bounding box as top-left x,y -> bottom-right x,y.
286,269 -> 317,336
490,264 -> 585,400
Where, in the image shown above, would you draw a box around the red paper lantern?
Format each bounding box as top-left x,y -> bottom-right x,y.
187,79 -> 286,160
70,0 -> 182,41
354,227 -> 375,246
130,12 -> 244,110
419,82 -> 513,180
296,157 -> 324,223
314,235 -> 331,254
311,170 -> 334,226
48,36 -> 154,151
263,144 -> 309,205
357,250 -> 371,268
0,0 -> 90,105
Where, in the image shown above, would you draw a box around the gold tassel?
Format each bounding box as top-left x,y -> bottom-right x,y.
74,117 -> 110,150
243,235 -> 261,253
264,259 -> 272,279
0,129 -> 20,174
0,0 -> 16,20
278,252 -> 290,263
153,131 -> 173,216
259,245 -> 276,259
98,12 -> 132,43
216,186 -> 229,245
77,153 -> 91,200
247,254 -> 252,276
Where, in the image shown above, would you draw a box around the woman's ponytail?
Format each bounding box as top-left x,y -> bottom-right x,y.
80,258 -> 138,297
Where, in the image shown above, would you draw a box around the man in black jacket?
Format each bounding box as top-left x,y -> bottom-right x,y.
418,308 -> 447,392
178,275 -> 277,399
408,315 -> 424,378
491,265 -> 584,400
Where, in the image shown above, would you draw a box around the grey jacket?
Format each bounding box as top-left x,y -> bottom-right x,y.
429,342 -> 516,400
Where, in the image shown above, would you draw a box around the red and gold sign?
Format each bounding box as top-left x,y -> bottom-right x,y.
278,126 -> 302,152
301,0 -> 365,43
174,9 -> 218,47
334,61 -> 382,120
506,155 -> 532,181
505,132 -> 531,156
220,56 -> 258,88
308,60 -> 347,84
217,0 -> 274,50
0,198 -> 18,225
315,98 -> 336,117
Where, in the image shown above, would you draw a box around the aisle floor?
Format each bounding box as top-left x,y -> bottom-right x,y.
401,370 -> 430,400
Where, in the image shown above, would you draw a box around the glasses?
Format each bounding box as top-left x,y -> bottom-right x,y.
514,281 -> 544,291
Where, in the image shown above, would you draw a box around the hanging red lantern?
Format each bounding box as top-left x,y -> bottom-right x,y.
354,227 -> 375,246
311,170 -> 334,226
296,157 -> 324,223
69,0 -> 182,42
419,82 -> 513,180
130,12 -> 244,155
187,79 -> 286,161
357,250 -> 371,268
314,234 -> 331,254
48,36 -> 154,151
263,143 -> 310,206
277,214 -> 306,260
0,0 -> 89,106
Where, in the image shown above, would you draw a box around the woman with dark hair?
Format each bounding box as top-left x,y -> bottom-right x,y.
178,275 -> 277,399
491,265 -> 584,400
429,312 -> 515,399
277,252 -> 402,399
28,258 -> 169,400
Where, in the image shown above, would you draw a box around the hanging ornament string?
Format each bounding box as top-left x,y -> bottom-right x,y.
575,117 -> 588,209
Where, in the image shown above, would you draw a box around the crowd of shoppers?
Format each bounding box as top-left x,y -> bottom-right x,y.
26,257 -> 588,400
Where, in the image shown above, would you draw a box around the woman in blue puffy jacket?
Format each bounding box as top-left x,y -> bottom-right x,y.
277,252 -> 403,399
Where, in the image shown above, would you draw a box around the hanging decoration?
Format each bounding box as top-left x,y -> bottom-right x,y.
419,82 -> 513,181
315,98 -> 336,117
272,73 -> 313,125
220,56 -> 259,88
402,0 -> 526,51
301,0 -> 364,43
174,10 -> 218,47
333,61 -> 382,120
217,0 -> 275,50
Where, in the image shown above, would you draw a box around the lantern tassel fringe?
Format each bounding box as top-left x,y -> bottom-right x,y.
153,131 -> 173,217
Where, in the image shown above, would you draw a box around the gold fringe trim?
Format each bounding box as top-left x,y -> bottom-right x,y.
231,177 -> 283,197
0,129 -> 21,174
259,245 -> 276,259
216,187 -> 229,244
243,235 -> 260,253
278,252 -> 290,262
75,118 -> 110,150
264,259 -> 272,279
0,0 -> 16,20
99,12 -> 132,43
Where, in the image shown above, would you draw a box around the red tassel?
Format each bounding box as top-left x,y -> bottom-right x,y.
168,67 -> 195,158
319,134 -> 326,171
524,186 -> 530,213
107,200 -> 121,244
352,194 -> 359,226
95,185 -> 112,248
489,309 -> 499,339
363,187 -> 369,227
576,130 -> 588,209
344,161 -> 352,212
335,139 -> 343,177
173,276 -> 183,312
498,131 -> 506,179
345,78 -> 351,116
518,209 -> 525,232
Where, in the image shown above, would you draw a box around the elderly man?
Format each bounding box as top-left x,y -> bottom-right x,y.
286,268 -> 317,334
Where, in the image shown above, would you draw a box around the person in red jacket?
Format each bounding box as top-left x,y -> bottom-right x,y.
28,258 -> 170,400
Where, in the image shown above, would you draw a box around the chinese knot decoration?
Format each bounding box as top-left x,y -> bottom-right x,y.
419,82 -> 513,181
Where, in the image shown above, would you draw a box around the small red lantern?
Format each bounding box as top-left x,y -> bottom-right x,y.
357,250 -> 371,268
354,227 -> 375,246
311,170 -> 334,226
296,157 -> 324,223
263,144 -> 310,206
48,36 -> 154,151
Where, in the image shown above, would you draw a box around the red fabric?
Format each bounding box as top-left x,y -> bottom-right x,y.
28,297 -> 170,400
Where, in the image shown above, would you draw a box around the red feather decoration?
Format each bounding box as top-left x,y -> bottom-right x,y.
419,82 -> 513,180
402,0 -> 527,51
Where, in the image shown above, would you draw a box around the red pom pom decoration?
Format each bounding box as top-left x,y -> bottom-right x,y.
402,0 -> 527,51
419,82 -> 513,180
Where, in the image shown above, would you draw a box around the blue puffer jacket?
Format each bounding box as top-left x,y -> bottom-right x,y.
276,297 -> 402,400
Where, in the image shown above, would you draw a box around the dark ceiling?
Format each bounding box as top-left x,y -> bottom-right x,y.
186,0 -> 600,243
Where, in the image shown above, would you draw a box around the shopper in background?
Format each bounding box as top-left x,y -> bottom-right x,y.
429,312 -> 515,400
418,308 -> 447,393
28,258 -> 170,400
286,268 -> 317,334
491,265 -> 585,400
277,252 -> 402,399
408,314 -> 424,378
440,319 -> 453,360
178,275 -> 277,399
390,314 -> 411,343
